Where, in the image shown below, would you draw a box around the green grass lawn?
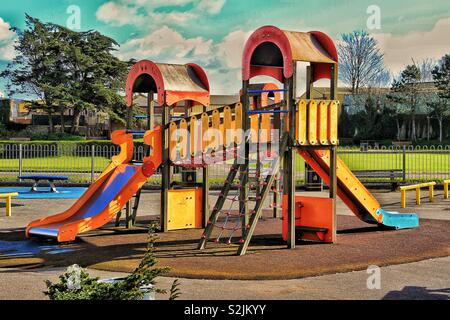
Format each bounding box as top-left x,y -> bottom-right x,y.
0,149 -> 448,184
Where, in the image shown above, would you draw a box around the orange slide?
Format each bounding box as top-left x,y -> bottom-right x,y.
26,127 -> 162,242
298,149 -> 419,229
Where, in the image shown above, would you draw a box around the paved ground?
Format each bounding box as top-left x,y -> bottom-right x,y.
1,189 -> 449,230
0,190 -> 449,300
1,256 -> 449,300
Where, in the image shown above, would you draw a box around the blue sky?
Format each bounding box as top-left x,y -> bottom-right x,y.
0,0 -> 449,97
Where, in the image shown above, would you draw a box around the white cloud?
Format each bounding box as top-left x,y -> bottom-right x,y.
374,17 -> 450,75
198,0 -> 226,15
0,17 -> 16,61
118,26 -> 213,63
96,2 -> 146,26
96,0 -> 226,27
216,30 -> 251,69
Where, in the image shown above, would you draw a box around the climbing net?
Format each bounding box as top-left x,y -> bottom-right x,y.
208,146 -> 284,245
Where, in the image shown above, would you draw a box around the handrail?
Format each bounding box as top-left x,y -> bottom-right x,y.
399,182 -> 436,208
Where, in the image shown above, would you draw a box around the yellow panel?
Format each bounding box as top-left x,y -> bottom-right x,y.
169,122 -> 178,162
308,100 -> 318,145
234,103 -> 243,145
297,100 -> 307,145
201,113 -> 209,153
212,110 -> 221,150
179,119 -> 188,159
223,106 -> 232,147
319,101 -> 329,145
328,101 -> 339,145
18,103 -> 29,113
190,116 -> 199,156
250,115 -> 259,143
261,113 -> 271,143
167,188 -> 203,230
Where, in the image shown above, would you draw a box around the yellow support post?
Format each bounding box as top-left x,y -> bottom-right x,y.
429,184 -> 434,202
416,188 -> 421,205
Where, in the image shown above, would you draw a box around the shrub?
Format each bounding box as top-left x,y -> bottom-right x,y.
44,224 -> 180,300
31,132 -> 86,141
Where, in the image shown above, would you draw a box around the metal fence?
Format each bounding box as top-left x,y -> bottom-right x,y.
0,143 -> 449,185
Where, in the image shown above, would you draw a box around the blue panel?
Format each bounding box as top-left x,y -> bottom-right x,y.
18,175 -> 69,180
377,208 -> 420,230
68,165 -> 138,220
0,187 -> 86,199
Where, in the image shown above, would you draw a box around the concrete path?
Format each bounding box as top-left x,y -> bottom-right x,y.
1,256 -> 449,300
1,190 -> 449,300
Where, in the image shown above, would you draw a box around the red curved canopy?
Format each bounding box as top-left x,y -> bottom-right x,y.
125,60 -> 210,107
242,26 -> 338,82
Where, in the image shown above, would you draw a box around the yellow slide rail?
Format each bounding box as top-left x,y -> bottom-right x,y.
399,182 -> 436,208
0,193 -> 19,217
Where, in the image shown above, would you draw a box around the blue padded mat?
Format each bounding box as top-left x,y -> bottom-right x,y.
0,240 -> 76,257
0,187 -> 87,199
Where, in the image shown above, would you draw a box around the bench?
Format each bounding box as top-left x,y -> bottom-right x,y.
0,193 -> 18,217
444,180 -> 450,200
399,182 -> 436,208
18,175 -> 69,193
353,170 -> 404,190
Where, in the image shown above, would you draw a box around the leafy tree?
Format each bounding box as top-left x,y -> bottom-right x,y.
338,31 -> 389,94
1,15 -> 131,135
389,65 -> 422,141
60,29 -> 131,134
1,15 -> 66,133
431,54 -> 450,142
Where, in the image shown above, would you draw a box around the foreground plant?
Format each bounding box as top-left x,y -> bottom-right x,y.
44,224 -> 180,300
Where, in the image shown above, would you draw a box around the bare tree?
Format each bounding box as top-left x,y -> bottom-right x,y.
338,31 -> 389,93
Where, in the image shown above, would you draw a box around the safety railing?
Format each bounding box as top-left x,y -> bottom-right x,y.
0,143 -> 449,186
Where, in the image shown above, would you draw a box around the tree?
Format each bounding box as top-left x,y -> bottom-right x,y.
1,15 -> 67,133
61,29 -> 131,134
389,65 -> 423,142
431,54 -> 450,142
338,31 -> 389,93
1,15 -> 131,135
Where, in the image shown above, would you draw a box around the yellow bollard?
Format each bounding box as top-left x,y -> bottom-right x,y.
401,190 -> 407,209
429,184 -> 434,202
416,188 -> 421,205
1,193 -> 18,217
444,180 -> 449,200
6,196 -> 12,217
